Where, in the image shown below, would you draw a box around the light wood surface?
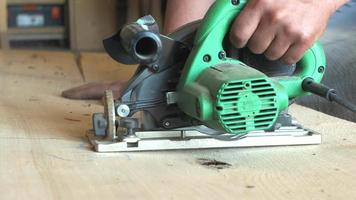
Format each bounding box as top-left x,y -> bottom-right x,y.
127,0 -> 163,30
0,50 -> 356,200
79,52 -> 137,82
127,0 -> 141,23
68,0 -> 120,51
0,0 -> 6,32
0,0 -> 9,49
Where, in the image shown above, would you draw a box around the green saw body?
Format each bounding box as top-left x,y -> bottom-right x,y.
176,0 -> 326,135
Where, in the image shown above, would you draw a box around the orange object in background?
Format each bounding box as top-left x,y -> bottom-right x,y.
51,6 -> 61,20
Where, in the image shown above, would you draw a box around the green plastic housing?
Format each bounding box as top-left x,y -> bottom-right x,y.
177,0 -> 326,134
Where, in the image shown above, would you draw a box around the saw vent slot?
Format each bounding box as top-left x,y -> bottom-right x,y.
217,78 -> 278,133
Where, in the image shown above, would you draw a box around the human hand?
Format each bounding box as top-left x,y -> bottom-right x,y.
229,0 -> 338,64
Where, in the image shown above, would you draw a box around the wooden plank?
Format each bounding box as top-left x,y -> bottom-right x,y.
0,32 -> 9,49
126,0 -> 140,23
149,0 -> 163,29
1,50 -> 356,199
0,0 -> 9,49
127,0 -> 163,29
68,0 -> 120,51
0,50 -> 87,139
0,0 -> 6,32
68,0 -> 77,50
79,52 -> 137,82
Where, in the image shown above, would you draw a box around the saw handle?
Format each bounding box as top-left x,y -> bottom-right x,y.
180,0 -> 326,98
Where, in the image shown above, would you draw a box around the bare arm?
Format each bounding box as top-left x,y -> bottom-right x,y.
164,0 -> 214,34
165,0 -> 349,64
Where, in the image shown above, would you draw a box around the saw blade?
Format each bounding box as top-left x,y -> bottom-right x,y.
104,90 -> 117,140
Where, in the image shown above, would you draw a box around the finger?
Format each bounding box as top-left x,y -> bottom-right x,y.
61,82 -> 111,100
264,34 -> 291,61
109,80 -> 128,99
281,42 -> 310,64
229,2 -> 263,48
247,21 -> 276,54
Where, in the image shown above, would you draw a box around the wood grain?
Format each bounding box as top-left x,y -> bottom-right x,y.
79,52 -> 137,82
127,0 -> 163,29
127,0 -> 141,23
68,0 -> 119,51
0,50 -> 356,200
0,0 -> 9,49
0,0 -> 6,32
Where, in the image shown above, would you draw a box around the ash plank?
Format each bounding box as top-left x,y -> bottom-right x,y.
0,50 -> 356,200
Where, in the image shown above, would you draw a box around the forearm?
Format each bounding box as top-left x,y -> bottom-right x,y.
163,0 -> 348,35
330,0 -> 350,12
164,0 -> 214,34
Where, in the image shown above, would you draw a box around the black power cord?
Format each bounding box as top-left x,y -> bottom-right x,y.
302,78 -> 356,113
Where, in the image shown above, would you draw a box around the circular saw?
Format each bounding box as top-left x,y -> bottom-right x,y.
90,0 -> 355,149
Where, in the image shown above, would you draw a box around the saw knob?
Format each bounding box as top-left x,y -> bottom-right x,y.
118,118 -> 141,136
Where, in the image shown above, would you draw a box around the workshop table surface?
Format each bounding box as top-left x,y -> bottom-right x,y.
0,50 -> 356,200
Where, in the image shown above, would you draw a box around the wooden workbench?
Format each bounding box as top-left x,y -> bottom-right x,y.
0,50 -> 356,200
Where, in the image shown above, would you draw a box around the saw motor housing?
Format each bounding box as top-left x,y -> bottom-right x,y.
179,62 -> 289,134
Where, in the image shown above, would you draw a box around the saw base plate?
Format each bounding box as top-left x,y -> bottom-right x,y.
87,126 -> 321,152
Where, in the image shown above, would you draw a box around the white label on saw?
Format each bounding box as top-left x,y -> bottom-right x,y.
17,14 -> 45,27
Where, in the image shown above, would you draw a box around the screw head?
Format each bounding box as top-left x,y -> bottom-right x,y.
218,51 -> 226,60
203,54 -> 211,62
152,64 -> 159,72
318,66 -> 325,73
117,104 -> 130,117
231,0 -> 240,5
164,121 -> 170,127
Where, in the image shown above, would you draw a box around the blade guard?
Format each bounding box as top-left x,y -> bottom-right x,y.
177,0 -> 326,98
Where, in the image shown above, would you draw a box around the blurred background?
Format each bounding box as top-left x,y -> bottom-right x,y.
0,0 -> 165,51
